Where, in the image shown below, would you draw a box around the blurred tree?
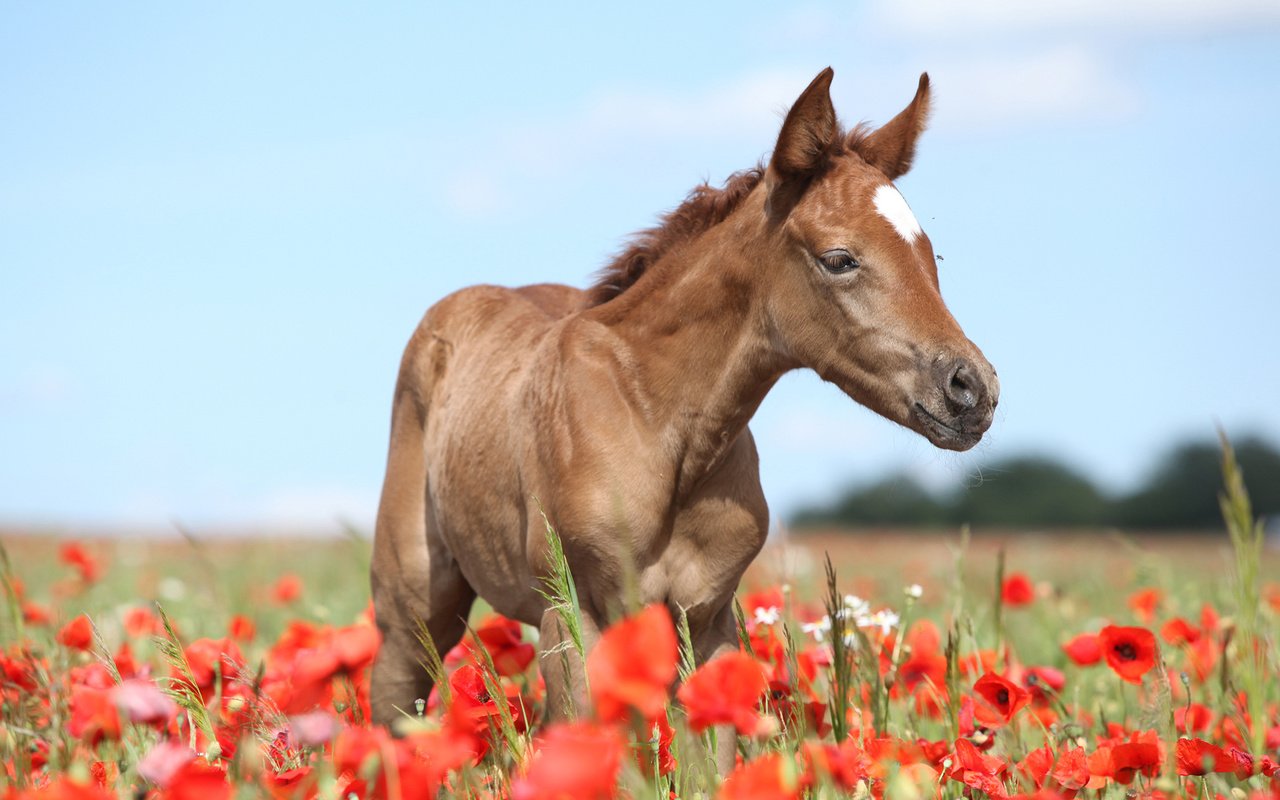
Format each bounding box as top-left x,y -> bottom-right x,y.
948,456 -> 1107,527
1113,436 -> 1280,529
788,435 -> 1280,532
791,474 -> 948,527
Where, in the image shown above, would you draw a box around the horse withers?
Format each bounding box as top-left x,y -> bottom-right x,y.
369,68 -> 999,751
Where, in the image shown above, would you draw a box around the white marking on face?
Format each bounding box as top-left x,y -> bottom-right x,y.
872,184 -> 923,243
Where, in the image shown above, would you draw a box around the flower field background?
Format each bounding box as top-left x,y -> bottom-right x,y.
2,450 -> 1278,799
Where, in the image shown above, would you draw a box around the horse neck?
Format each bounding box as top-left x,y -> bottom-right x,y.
583,191 -> 787,486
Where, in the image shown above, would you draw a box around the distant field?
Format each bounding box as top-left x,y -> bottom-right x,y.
4,526 -> 1268,640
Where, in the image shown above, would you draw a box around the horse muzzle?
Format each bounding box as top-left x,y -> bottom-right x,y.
911,355 -> 999,451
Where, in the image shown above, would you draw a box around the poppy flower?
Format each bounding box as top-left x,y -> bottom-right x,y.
161,759 -> 231,800
1175,702 -> 1214,734
472,614 -> 536,677
182,637 -> 244,697
57,614 -> 95,651
1175,738 -> 1234,777
10,777 -> 115,800
587,604 -> 677,724
1160,617 -> 1199,645
59,542 -> 102,583
973,672 -> 1030,726
1001,573 -> 1035,606
1097,625 -> 1158,684
802,739 -> 870,791
718,752 -> 801,800
272,574 -> 303,604
1090,730 -> 1162,785
89,761 -> 119,790
227,614 -> 256,642
1126,587 -> 1162,623
123,606 -> 161,639
1062,633 -> 1101,666
677,651 -> 769,735
68,685 -> 122,745
1185,635 -> 1219,683
1020,666 -> 1065,702
22,600 -> 52,626
511,722 -> 625,800
948,738 -> 1008,798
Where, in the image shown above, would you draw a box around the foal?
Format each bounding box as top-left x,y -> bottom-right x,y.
369,68 -> 999,745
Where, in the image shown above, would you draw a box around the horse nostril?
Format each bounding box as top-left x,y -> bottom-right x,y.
945,363 -> 980,415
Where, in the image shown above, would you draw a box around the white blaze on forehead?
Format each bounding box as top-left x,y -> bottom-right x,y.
872,184 -> 923,243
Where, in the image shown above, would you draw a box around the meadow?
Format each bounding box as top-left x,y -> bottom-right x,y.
1,451 -> 1277,799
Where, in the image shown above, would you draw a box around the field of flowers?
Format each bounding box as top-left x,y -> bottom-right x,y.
2,452 -> 1278,799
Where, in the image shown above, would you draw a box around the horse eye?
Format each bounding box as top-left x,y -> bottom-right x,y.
819,250 -> 860,274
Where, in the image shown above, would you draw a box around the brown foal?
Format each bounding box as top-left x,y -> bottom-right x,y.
369,68 -> 999,755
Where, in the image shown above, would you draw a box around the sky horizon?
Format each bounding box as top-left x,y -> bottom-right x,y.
4,3 -> 1279,534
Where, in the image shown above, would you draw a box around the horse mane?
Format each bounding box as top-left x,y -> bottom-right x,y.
584,124 -> 884,307
585,166 -> 766,307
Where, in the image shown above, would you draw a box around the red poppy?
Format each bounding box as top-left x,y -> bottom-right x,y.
59,542 -> 102,583
181,637 -> 244,697
68,685 -> 122,746
90,761 -> 119,790
948,738 -> 1008,798
1175,702 -> 1213,734
719,752 -> 801,800
1160,617 -> 1199,645
123,606 -> 161,639
1089,730 -> 1162,785
678,651 -> 769,735
160,759 -> 231,800
511,722 -> 625,800
1062,633 -> 1101,666
1126,587 -> 1162,623
1001,573 -> 1035,606
1185,635 -> 1219,683
9,777 -> 115,800
57,614 -> 95,651
22,600 -> 52,626
472,614 -> 536,676
272,574 -> 303,604
401,726 -> 481,792
587,604 -> 677,724
640,711 -> 678,777
227,614 -> 256,642
1175,738 -> 1234,776
899,620 -> 947,693
1097,625 -> 1158,684
1021,666 -> 1065,702
802,740 -> 870,791
973,672 -> 1030,726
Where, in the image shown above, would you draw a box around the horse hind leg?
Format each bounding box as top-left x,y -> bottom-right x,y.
369,356 -> 475,730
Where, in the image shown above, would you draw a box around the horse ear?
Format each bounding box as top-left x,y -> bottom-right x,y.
856,73 -> 931,181
770,67 -> 838,181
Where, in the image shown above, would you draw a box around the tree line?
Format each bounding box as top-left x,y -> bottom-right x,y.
790,435 -> 1280,531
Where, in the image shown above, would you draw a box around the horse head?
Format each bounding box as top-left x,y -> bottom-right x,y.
761,68 -> 999,451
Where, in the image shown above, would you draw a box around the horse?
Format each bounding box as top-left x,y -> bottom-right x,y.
368,67 -> 999,757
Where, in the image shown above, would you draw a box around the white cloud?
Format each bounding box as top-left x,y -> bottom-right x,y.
872,0 -> 1280,39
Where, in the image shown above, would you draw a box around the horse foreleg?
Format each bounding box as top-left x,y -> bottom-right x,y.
692,603 -> 743,775
537,608 -> 601,723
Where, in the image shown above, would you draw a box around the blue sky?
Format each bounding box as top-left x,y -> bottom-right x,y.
3,3 -> 1279,532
